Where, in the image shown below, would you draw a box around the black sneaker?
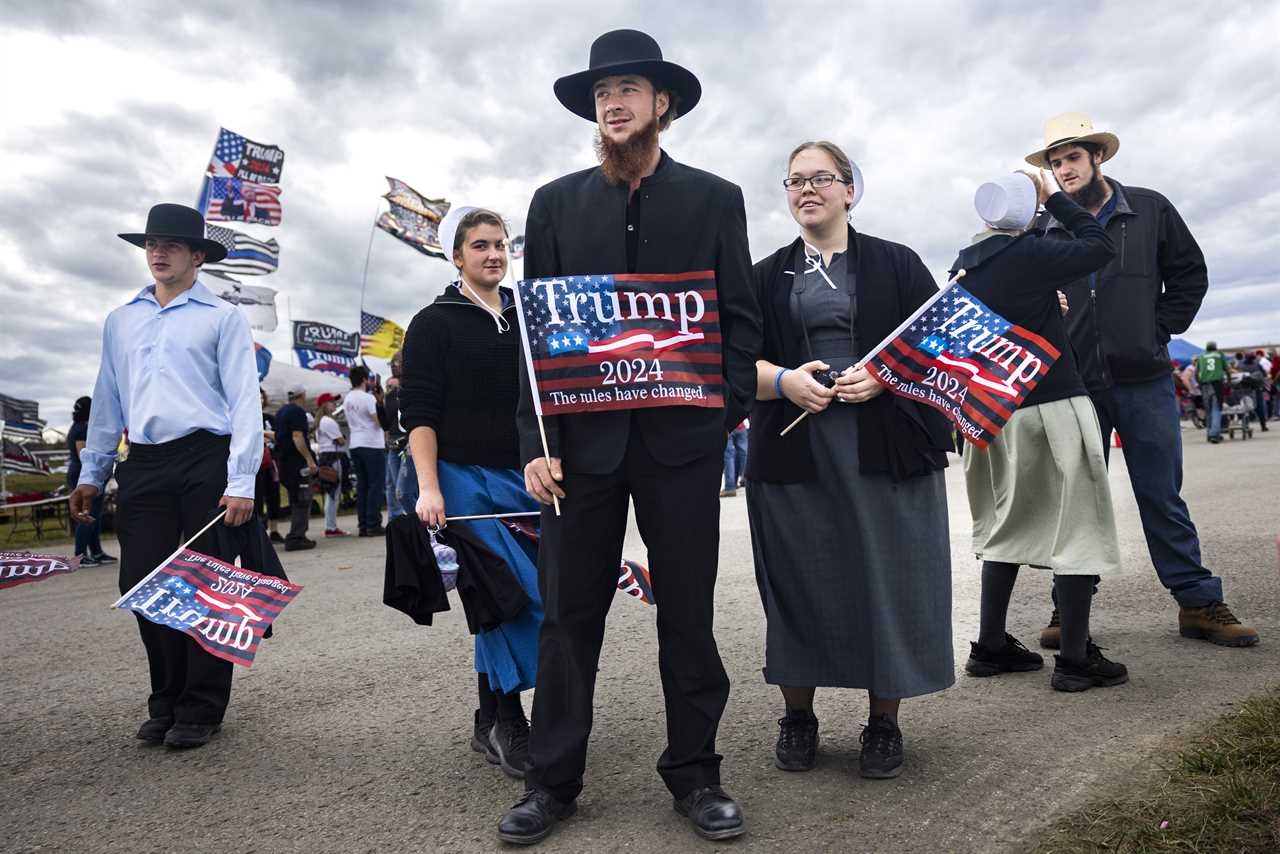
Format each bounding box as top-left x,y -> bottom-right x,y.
269,532 -> 285,544
76,554 -> 101,567
965,633 -> 1045,677
471,710 -> 497,764
284,538 -> 316,552
91,552 -> 117,564
775,709 -> 819,771
489,716 -> 531,779
1051,642 -> 1129,692
859,714 -> 904,779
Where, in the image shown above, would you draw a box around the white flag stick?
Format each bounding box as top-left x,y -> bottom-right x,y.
443,511 -> 541,522
779,270 -> 966,438
111,509 -> 228,609
511,276 -> 562,517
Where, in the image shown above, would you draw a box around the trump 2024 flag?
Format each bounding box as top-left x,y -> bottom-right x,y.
0,552 -> 79,590
114,549 -> 302,667
514,271 -> 723,415
863,282 -> 1060,447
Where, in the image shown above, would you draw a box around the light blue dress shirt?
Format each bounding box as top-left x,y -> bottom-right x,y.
78,279 -> 264,498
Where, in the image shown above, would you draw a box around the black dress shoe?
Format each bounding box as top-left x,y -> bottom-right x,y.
135,716 -> 173,743
284,538 -> 316,552
673,786 -> 745,841
163,722 -> 221,749
497,790 -> 576,845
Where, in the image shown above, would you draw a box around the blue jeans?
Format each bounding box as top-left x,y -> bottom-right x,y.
1202,381 -> 1223,439
1086,375 -> 1224,606
349,446 -> 387,531
74,493 -> 104,557
385,447 -> 405,518
397,454 -> 419,516
723,427 -> 748,490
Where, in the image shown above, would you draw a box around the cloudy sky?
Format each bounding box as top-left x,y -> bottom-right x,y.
3,0 -> 1277,429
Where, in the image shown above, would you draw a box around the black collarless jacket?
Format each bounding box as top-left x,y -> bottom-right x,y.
516,152 -> 763,474
747,227 -> 952,484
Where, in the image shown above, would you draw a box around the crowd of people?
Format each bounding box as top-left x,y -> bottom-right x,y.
60,27 -> 1268,848
1176,343 -> 1278,442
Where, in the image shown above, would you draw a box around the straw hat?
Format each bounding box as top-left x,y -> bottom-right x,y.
1024,112 -> 1119,168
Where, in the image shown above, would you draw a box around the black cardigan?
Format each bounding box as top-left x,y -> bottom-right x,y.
399,286 -> 522,470
746,227 -> 953,484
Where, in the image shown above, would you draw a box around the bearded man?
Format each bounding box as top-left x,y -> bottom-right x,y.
497,29 -> 762,846
1028,113 -> 1259,650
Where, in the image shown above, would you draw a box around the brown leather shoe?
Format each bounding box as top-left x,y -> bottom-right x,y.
1178,602 -> 1259,647
1039,608 -> 1061,649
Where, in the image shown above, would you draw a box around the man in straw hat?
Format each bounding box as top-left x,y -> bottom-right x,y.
497,28 -> 761,845
1027,113 -> 1259,649
69,203 -> 264,749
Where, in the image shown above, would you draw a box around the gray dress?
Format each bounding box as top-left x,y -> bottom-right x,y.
747,251 -> 954,699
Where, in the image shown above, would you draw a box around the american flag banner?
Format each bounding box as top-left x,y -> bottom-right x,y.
295,347 -> 355,377
863,281 -> 1060,448
200,176 -> 283,226
501,518 -> 655,605
206,127 -> 285,184
360,311 -> 406,359
514,271 -> 723,416
114,549 -> 302,667
0,552 -> 79,590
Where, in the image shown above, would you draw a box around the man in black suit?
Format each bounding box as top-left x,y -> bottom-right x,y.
497,29 -> 761,846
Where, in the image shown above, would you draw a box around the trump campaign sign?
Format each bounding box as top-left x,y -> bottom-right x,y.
514,271 -> 724,415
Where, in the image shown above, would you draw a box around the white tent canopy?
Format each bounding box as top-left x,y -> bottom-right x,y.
259,359 -> 349,404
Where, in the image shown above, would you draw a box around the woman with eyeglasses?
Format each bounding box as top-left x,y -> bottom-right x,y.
745,141 -> 955,780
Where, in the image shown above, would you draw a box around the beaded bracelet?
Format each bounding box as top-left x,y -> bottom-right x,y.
774,368 -> 790,399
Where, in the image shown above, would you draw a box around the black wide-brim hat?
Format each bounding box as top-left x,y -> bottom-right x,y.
554,29 -> 701,122
118,203 -> 228,263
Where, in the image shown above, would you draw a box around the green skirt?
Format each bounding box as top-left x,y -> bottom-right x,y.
963,395 -> 1120,576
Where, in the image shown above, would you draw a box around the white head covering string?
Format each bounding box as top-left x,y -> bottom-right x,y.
453,278 -> 511,333
802,242 -> 838,289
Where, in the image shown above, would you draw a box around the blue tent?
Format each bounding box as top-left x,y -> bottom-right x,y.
1167,338 -> 1204,366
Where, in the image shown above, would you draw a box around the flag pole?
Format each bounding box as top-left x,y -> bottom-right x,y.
779,270 -> 966,438
358,201 -> 381,318
111,509 -> 228,608
443,511 -> 540,522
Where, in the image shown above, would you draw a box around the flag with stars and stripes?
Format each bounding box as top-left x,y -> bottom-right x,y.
206,127 -> 285,184
204,225 -> 280,276
115,549 -> 302,667
0,552 -> 79,590
514,271 -> 723,416
360,311 -> 406,358
200,176 -> 283,226
863,281 -> 1060,448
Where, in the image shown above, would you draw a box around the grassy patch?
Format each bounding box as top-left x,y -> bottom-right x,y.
3,472 -> 65,496
1030,686 -> 1280,853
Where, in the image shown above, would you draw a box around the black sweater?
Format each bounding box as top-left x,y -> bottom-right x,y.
949,192 -> 1116,409
399,286 -> 522,470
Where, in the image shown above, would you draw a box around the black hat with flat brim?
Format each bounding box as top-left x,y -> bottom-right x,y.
118,203 -> 228,263
554,29 -> 701,122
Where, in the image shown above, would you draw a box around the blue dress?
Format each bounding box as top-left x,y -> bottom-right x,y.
437,461 -> 542,694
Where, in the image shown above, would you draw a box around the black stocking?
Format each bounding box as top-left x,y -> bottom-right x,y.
978,561 -> 1019,649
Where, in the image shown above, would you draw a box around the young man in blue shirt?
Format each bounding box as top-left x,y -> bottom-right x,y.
69,204 -> 264,749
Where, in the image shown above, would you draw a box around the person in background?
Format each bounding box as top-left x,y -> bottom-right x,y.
66,396 -> 116,566
345,365 -> 386,537
747,140 -> 953,781
720,420 -> 748,497
380,359 -> 407,519
275,385 -> 317,551
1030,112 -> 1257,648
401,204 -> 542,782
1235,351 -> 1269,432
255,388 -> 282,544
1269,349 -> 1280,420
1194,343 -> 1227,444
315,392 -> 349,537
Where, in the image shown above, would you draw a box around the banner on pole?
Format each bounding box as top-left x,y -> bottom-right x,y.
201,177 -> 283,226
0,552 -> 79,590
863,282 -> 1060,448
115,549 -> 302,667
206,273 -> 278,331
292,320 -> 360,356
359,311 -> 406,358
514,271 -> 724,416
207,127 -> 285,184
295,348 -> 355,377
204,225 -> 280,276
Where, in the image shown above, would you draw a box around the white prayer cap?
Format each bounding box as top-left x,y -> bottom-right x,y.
974,173 -> 1038,230
437,205 -> 478,263
848,160 -> 865,211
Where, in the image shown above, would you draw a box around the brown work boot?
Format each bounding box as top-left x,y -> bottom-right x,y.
1039,608 -> 1061,649
1178,602 -> 1259,647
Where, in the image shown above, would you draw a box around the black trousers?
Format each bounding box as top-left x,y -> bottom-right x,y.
254,462 -> 281,522
278,463 -> 312,543
115,431 -> 235,725
527,431 -> 729,803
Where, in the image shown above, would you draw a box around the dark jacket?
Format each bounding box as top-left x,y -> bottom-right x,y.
949,192 -> 1116,409
747,227 -> 953,484
400,286 -> 523,470
516,152 -> 763,474
1044,178 -> 1208,389
383,514 -> 529,634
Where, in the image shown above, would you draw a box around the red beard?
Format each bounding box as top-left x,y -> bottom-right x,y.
594,116 -> 660,185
